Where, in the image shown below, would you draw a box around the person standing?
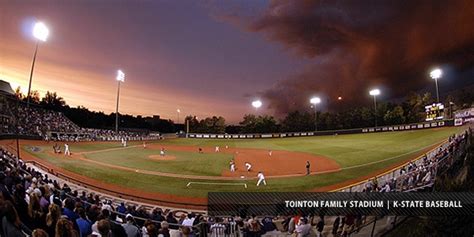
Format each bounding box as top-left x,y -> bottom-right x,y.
64,143 -> 71,156
306,161 -> 311,175
257,171 -> 266,186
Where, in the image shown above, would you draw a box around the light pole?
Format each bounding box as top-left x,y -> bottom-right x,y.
177,109 -> 181,124
115,70 -> 125,134
430,68 -> 442,103
27,22 -> 49,107
251,100 -> 262,113
310,97 -> 321,131
369,89 -> 381,127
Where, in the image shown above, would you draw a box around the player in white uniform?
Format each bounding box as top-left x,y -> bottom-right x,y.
230,161 -> 235,172
64,143 -> 71,156
245,162 -> 252,172
215,146 -> 220,152
268,150 -> 272,157
257,171 -> 266,186
160,148 -> 165,156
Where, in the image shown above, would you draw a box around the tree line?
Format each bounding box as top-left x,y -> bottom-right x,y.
12,86 -> 473,134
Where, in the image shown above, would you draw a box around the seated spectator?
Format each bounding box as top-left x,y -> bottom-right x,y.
56,217 -> 78,237
146,222 -> 158,237
45,203 -> 61,237
2,201 -> 32,236
122,214 -> 139,237
158,221 -> 170,237
28,192 -> 45,230
76,207 -> 92,237
166,213 -> 178,230
180,227 -> 191,237
210,217 -> 225,237
62,198 -> 79,225
117,203 -> 126,214
261,217 -> 276,233
32,228 -> 49,237
295,218 -> 311,237
95,219 -> 111,237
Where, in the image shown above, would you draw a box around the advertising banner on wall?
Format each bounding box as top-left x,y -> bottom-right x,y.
454,107 -> 474,126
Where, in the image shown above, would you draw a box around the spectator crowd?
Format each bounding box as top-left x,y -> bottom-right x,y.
0,102 -> 160,142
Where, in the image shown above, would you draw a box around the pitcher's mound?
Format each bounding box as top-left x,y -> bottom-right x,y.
148,155 -> 176,161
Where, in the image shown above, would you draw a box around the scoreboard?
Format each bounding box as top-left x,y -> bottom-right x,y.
425,103 -> 444,121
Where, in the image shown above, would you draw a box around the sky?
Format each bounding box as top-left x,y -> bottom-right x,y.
1,0 -> 473,123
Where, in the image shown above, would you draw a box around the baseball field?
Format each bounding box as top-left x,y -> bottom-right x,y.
15,126 -> 462,205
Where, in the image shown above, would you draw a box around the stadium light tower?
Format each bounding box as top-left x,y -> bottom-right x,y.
27,22 -> 49,107
369,89 -> 381,127
310,97 -> 321,131
115,70 -> 125,134
430,68 -> 442,103
177,109 -> 181,124
252,100 -> 262,112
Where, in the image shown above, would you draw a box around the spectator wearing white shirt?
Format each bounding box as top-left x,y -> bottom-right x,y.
295,218 -> 311,237
181,213 -> 195,228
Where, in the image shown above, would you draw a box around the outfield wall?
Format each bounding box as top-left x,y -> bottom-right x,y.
187,120 -> 453,139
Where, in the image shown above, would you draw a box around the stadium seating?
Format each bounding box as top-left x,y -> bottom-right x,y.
0,100 -> 159,141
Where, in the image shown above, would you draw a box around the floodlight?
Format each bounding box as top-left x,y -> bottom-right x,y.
33,22 -> 49,42
310,97 -> 321,105
369,89 -> 380,96
430,68 -> 442,80
116,70 -> 125,82
252,100 -> 262,109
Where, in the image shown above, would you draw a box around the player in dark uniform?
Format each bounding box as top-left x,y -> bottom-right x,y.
306,161 -> 311,175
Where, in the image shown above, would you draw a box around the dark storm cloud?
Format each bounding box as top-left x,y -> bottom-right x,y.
232,0 -> 474,115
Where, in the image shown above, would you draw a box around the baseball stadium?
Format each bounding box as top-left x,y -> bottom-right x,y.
1,1 -> 474,237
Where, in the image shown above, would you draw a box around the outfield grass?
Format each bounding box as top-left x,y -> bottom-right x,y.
22,127 -> 463,198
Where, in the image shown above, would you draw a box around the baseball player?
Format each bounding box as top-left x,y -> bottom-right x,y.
160,147 -> 165,156
230,160 -> 235,172
215,146 -> 220,152
143,141 -> 146,149
64,143 -> 71,156
121,137 -> 125,147
257,171 -> 266,186
268,150 -> 272,157
306,161 -> 311,175
245,162 -> 252,172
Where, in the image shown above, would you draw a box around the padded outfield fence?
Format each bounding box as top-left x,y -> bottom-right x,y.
187,120 -> 453,139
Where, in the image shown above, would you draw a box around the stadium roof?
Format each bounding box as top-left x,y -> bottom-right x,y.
0,80 -> 15,95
